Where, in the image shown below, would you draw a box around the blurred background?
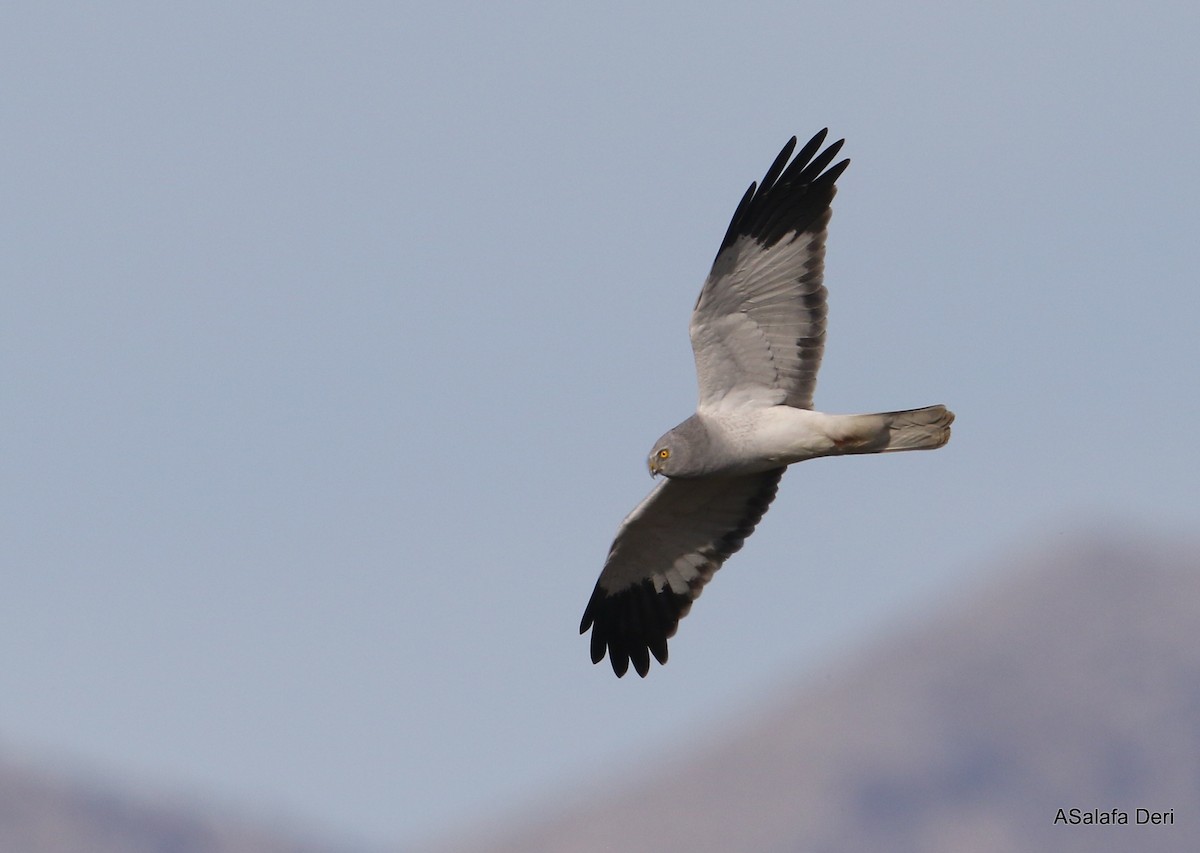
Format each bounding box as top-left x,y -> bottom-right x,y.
3,2 -> 1198,851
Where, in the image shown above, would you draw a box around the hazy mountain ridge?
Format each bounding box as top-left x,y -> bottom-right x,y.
3,530 -> 1197,852
0,752 -> 363,853
428,530 -> 1200,853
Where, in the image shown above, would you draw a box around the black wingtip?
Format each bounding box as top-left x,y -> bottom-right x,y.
580,578 -> 691,679
715,129 -> 849,260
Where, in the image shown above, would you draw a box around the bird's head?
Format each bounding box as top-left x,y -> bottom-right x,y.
646,416 -> 710,478
648,444 -> 672,477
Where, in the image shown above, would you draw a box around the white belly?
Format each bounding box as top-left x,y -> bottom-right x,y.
700,405 -> 854,472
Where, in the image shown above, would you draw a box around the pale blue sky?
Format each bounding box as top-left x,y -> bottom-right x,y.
3,2 -> 1198,849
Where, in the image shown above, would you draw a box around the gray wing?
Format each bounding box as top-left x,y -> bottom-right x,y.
690,130 -> 849,410
580,470 -> 783,677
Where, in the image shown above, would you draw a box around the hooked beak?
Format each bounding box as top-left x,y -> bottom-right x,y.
648,457 -> 661,478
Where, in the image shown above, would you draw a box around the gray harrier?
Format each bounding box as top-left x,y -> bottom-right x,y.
580,130 -> 954,677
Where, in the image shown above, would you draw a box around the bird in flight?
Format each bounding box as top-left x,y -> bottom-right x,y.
580,130 -> 954,677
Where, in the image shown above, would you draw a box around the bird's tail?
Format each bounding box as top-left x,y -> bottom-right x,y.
878,404 -> 954,452
831,405 -> 954,454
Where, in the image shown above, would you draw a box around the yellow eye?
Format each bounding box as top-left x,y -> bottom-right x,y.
658,448 -> 670,459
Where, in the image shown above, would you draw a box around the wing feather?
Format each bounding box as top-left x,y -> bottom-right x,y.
691,131 -> 849,410
580,470 -> 783,677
